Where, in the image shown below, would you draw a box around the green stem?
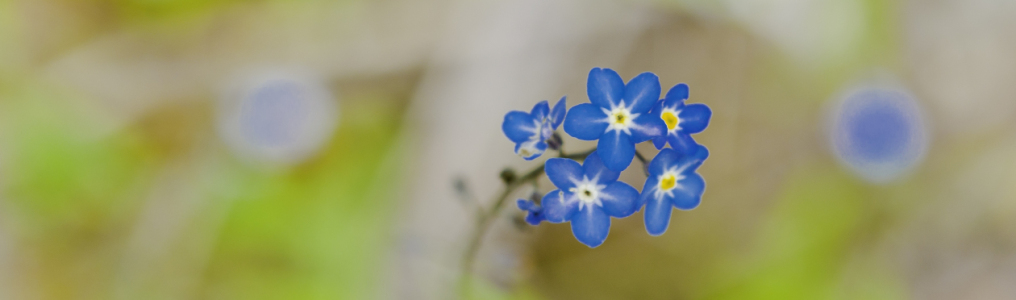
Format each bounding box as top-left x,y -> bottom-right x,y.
459,147 -> 595,297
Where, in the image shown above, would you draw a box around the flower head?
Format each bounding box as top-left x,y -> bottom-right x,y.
516,199 -> 545,225
563,68 -> 667,172
830,87 -> 927,183
649,83 -> 712,153
540,152 -> 640,247
502,97 -> 567,160
638,145 -> 709,236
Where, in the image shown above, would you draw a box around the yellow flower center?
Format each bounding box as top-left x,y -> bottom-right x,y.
662,112 -> 678,131
613,113 -> 626,124
659,174 -> 676,190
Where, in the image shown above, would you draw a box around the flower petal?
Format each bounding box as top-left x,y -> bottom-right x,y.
652,137 -> 667,150
674,144 -> 709,174
666,132 -> 699,154
541,190 -> 576,223
514,140 -> 547,160
530,100 -> 550,122
582,152 -> 620,185
623,72 -> 661,113
545,158 -> 584,190
648,148 -> 681,176
550,96 -> 567,129
517,199 -> 536,211
679,103 -> 712,134
563,103 -> 608,140
630,113 -> 667,143
638,174 -> 659,208
571,206 -> 611,248
525,212 -> 544,225
597,132 -> 635,172
665,83 -> 689,102
643,192 -> 673,236
517,199 -> 543,225
587,68 -> 624,108
671,172 -> 705,210
502,111 -> 538,143
599,181 -> 639,217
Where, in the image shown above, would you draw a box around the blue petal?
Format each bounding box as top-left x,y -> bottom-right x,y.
587,68 -> 624,108
671,172 -> 705,210
550,96 -> 566,129
623,72 -> 661,113
648,148 -> 680,176
582,152 -> 620,185
571,206 -> 610,248
648,147 -> 708,176
629,113 -> 667,143
517,199 -> 536,211
650,98 -> 665,114
530,101 -> 550,122
597,132 -> 635,172
652,137 -> 667,150
643,192 -> 673,236
665,83 -> 689,101
662,95 -> 686,110
564,103 -> 608,140
666,132 -> 699,154
649,99 -> 665,119
679,103 -> 712,134
599,181 -> 639,218
675,144 -> 709,174
541,190 -> 575,223
525,211 -> 544,225
545,158 -> 584,190
503,111 -> 538,143
517,199 -> 543,225
638,174 -> 659,208
514,140 -> 547,160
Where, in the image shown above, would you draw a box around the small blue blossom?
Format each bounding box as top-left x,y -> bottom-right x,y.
638,145 -> 709,236
516,199 -> 544,225
650,83 -> 712,153
564,68 -> 667,172
540,152 -> 640,247
831,87 -> 928,183
502,97 -> 567,160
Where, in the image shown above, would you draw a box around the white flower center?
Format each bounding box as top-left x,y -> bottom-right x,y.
567,175 -> 607,210
601,101 -> 640,135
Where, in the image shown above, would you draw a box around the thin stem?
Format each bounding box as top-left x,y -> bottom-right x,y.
634,149 -> 650,176
459,147 -> 595,297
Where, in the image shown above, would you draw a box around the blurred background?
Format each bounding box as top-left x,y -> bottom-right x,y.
0,0 -> 1015,299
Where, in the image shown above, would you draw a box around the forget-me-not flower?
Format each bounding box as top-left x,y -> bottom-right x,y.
564,68 -> 666,172
516,199 -> 545,225
639,145 -> 709,236
502,97 -> 567,160
830,87 -> 928,183
650,83 -> 712,153
540,152 -> 640,247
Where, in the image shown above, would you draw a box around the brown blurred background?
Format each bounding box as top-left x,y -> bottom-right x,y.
0,0 -> 1015,299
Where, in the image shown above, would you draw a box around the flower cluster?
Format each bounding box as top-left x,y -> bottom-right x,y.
504,68 -> 712,247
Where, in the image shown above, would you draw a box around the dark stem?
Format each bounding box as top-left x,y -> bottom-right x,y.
634,149 -> 650,176
459,147 -> 595,297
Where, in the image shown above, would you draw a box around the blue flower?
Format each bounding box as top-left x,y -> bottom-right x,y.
516,199 -> 544,225
540,152 -> 640,247
502,97 -> 567,160
830,87 -> 928,183
639,145 -> 709,236
650,83 -> 712,153
563,68 -> 667,172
